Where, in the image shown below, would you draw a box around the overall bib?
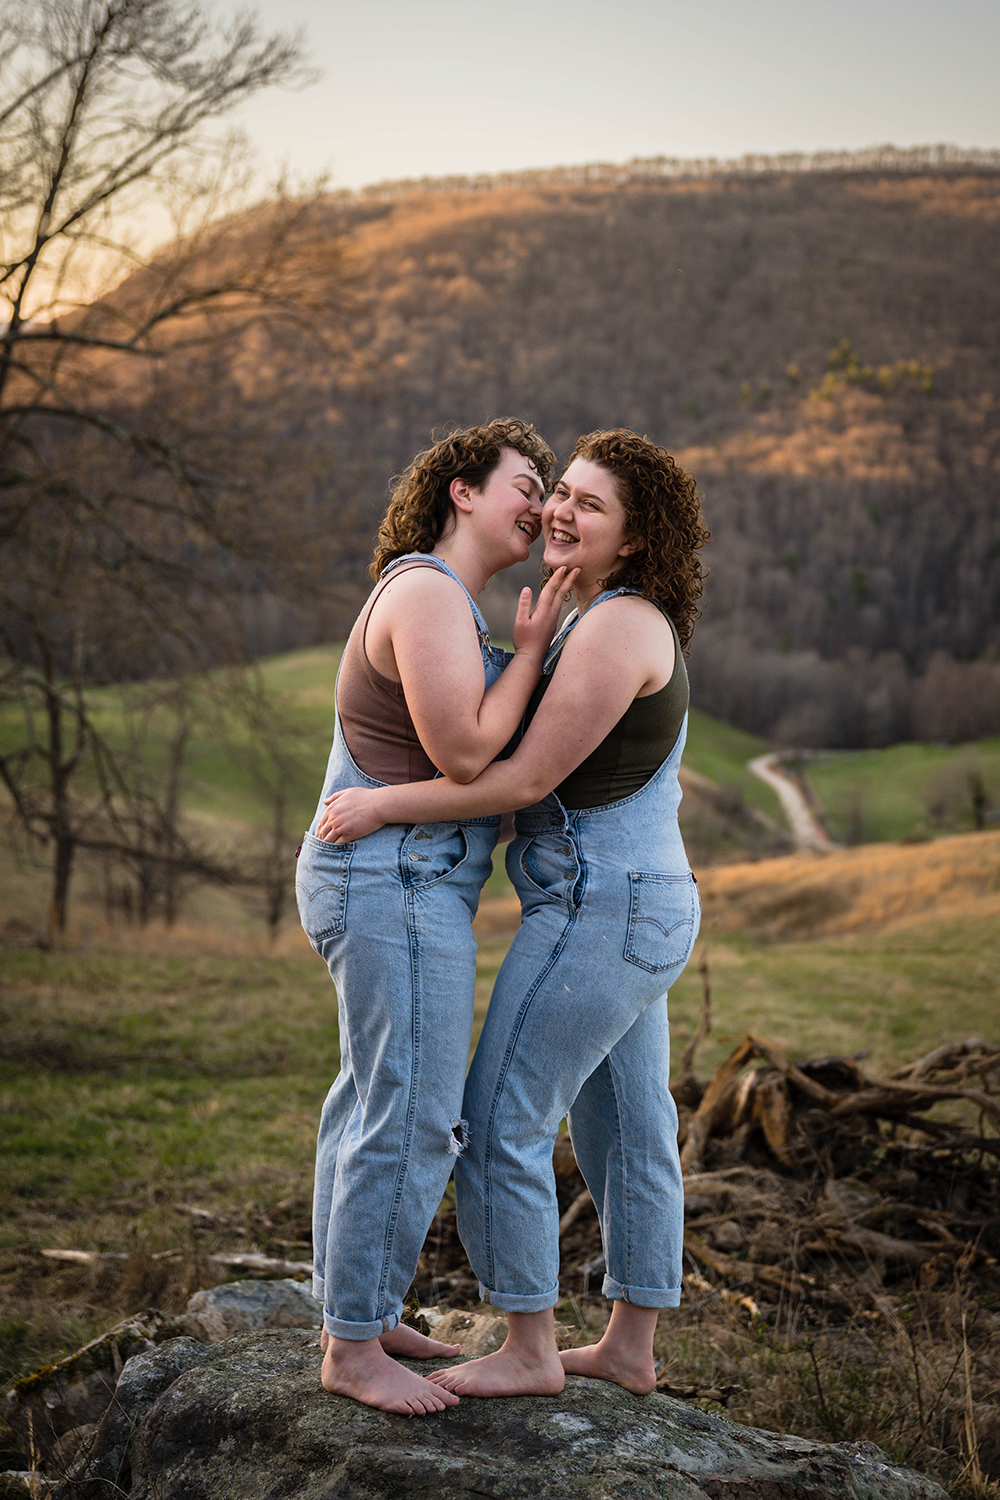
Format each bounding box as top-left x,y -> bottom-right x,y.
456,588 -> 700,1312
296,556 -> 505,1339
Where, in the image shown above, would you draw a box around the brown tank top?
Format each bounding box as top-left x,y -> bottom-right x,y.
336,560 -> 443,784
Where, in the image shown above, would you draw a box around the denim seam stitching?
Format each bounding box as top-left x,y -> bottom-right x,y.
607,1049 -> 632,1296
373,871 -> 421,1321
480,909 -> 578,1293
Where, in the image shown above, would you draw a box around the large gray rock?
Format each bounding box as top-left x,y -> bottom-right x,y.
2,1278 -> 321,1471
55,1328 -> 948,1500
183,1277 -> 322,1343
54,1336 -> 212,1499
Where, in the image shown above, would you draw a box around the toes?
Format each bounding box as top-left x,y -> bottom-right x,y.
415,1387 -> 456,1413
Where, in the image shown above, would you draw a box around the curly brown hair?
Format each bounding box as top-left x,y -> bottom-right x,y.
371,419 -> 556,578
566,429 -> 710,653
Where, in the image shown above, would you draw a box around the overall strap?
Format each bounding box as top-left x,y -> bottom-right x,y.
382,553 -> 491,648
542,586 -> 642,674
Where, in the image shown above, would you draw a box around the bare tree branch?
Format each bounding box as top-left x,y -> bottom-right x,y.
0,0 -> 346,934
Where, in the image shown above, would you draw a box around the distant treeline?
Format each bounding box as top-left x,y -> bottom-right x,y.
336,144 -> 1000,204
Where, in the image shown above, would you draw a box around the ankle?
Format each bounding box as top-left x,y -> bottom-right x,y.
503,1312 -> 561,1367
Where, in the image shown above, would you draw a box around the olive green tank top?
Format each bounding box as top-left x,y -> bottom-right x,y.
525,601 -> 689,810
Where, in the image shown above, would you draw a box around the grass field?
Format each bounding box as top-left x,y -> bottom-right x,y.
4,651 -> 1000,1493
3,832 -> 999,1373
798,739 -> 1000,845
5,643 -> 1000,945
3,826 -> 999,1493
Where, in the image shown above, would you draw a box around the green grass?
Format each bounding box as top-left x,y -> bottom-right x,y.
0,945 -> 338,1227
683,708 -> 774,815
7,642 -> 1000,856
3,911 -> 996,1251
2,908 -> 998,1495
669,916 -> 1000,1079
800,739 -> 1000,844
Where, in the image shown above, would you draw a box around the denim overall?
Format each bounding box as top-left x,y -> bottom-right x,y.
295,555 -> 506,1340
455,588 -> 700,1312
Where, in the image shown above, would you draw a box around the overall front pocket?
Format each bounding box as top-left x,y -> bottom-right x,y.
510,830 -> 582,913
295,834 -> 354,943
623,871 -> 700,973
401,821 -> 469,886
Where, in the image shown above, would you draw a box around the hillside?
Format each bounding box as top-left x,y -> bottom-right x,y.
695,827 -> 1000,939
12,158 -> 1000,745
211,164 -> 1000,745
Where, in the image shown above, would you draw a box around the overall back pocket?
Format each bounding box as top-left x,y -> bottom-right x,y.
624,871 -> 700,973
295,834 -> 354,944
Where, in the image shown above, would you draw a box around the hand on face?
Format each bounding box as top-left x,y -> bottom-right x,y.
511,564 -> 580,661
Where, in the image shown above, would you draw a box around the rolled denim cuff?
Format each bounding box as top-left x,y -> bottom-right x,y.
323,1310 -> 400,1341
479,1281 -> 560,1314
311,1272 -> 325,1304
602,1274 -> 681,1309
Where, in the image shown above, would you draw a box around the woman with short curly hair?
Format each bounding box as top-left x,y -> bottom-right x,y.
296,417 -> 575,1416
320,429 -> 710,1401
373,418 -> 556,576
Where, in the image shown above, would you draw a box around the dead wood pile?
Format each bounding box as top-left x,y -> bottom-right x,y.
416,1034 -> 1000,1325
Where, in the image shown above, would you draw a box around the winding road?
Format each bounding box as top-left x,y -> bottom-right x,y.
748,753 -> 838,853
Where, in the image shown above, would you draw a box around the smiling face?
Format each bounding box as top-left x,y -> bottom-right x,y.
543,458 -> 634,598
468,445 -> 545,564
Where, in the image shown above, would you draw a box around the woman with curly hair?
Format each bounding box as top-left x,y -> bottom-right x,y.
319,429 -> 710,1400
296,418 -> 576,1416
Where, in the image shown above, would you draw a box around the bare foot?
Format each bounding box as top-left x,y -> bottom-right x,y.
380,1323 -> 462,1360
559,1339 -> 656,1396
320,1324 -> 460,1360
427,1342 -> 565,1398
322,1337 -> 460,1415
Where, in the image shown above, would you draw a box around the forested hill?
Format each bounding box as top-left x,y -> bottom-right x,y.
95,163 -> 1000,745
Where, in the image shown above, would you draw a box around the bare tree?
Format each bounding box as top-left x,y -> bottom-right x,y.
0,0 -> 348,936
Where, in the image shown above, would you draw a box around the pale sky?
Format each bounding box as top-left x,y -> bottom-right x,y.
233,0 -> 1000,192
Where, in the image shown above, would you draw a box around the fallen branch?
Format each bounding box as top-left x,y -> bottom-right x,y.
40,1248 -> 312,1277
683,1232 -> 819,1300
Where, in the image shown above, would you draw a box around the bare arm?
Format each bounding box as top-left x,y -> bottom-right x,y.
319,596 -> 673,840
372,565 -> 576,783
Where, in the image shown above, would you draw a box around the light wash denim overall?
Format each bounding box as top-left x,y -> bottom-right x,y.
295,555 -> 505,1340
455,588 -> 700,1312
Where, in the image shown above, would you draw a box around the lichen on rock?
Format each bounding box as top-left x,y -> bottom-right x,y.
51,1328 -> 949,1500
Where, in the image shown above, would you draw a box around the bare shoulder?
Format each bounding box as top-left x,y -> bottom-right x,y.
567,595 -> 673,695
374,563 -> 471,623
574,593 -> 670,644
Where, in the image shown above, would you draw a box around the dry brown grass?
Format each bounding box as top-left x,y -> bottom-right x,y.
696,830 -> 1000,941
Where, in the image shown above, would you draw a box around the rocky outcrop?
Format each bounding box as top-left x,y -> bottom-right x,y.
3,1283 -> 947,1499
183,1277 -> 323,1343
0,1279 -> 323,1481
53,1326 -> 948,1500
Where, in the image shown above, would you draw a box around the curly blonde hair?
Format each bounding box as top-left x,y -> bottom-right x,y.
371,419 -> 556,578
566,429 -> 710,654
